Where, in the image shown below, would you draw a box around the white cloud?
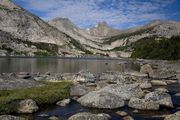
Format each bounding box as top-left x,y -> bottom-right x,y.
14,0 -> 175,28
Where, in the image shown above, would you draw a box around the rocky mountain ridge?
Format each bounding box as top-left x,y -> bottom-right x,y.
0,0 -> 180,57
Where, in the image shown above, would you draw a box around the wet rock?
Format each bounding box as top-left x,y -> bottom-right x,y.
164,111 -> 180,120
70,84 -> 89,97
17,72 -> 31,79
128,97 -> 159,110
56,99 -> 71,106
0,115 -> 26,120
151,80 -> 167,86
99,84 -> 144,100
140,82 -> 152,89
145,91 -> 173,108
122,115 -> 134,120
149,68 -> 176,80
68,112 -> 111,120
140,64 -> 153,75
18,99 -> 39,113
78,91 -> 125,109
73,70 -> 95,83
116,111 -> 128,116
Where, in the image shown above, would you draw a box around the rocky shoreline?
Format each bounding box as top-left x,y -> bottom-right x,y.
0,60 -> 180,120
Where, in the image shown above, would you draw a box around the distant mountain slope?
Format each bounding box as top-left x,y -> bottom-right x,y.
0,0 -> 91,56
0,0 -> 180,58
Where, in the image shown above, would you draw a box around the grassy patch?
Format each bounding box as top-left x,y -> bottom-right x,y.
0,82 -> 72,114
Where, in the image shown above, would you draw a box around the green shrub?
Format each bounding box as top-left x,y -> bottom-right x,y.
131,36 -> 180,60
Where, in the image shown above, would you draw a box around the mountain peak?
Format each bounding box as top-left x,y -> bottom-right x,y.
96,21 -> 109,28
0,0 -> 21,10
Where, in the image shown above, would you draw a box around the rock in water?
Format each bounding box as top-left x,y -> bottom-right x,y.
164,111 -> 180,120
78,91 -> 125,109
56,99 -> 71,107
68,112 -> 111,120
99,84 -> 144,100
18,99 -> 39,113
145,91 -> 174,108
128,97 -> 159,110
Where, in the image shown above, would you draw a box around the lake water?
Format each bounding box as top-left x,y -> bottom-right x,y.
0,57 -> 139,74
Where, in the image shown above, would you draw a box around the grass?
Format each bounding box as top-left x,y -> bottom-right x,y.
0,82 -> 72,114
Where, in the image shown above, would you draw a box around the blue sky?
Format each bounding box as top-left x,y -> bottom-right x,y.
13,0 -> 180,29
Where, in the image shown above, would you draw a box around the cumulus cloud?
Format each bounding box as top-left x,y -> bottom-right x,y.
13,0 -> 176,29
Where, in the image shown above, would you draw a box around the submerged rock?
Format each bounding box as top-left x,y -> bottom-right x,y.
164,111 -> 180,120
128,97 -> 159,110
99,84 -> 144,100
0,115 -> 26,120
78,91 -> 125,109
122,115 -> 134,120
145,91 -> 174,108
68,112 -> 111,120
18,99 -> 39,113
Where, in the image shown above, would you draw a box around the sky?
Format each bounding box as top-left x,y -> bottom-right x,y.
13,0 -> 180,29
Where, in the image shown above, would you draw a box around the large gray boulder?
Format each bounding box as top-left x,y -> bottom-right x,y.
145,91 -> 174,108
0,115 -> 26,120
128,97 -> 159,110
149,68 -> 176,79
78,91 -> 125,109
18,99 -> 39,113
68,112 -> 111,120
70,84 -> 89,97
73,70 -> 95,83
164,111 -> 180,120
99,84 -> 144,100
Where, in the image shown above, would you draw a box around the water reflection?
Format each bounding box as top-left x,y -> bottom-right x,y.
0,57 -> 139,74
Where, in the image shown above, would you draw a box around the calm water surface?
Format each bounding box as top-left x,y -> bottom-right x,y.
0,57 -> 139,74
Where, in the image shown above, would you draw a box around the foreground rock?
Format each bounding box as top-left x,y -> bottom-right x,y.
68,112 -> 111,120
56,99 -> 71,107
78,91 -> 125,109
18,99 -> 39,113
145,91 -> 173,108
0,115 -> 26,120
128,97 -> 159,110
164,111 -> 180,120
0,73 -> 40,90
70,84 -> 89,97
99,84 -> 144,100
